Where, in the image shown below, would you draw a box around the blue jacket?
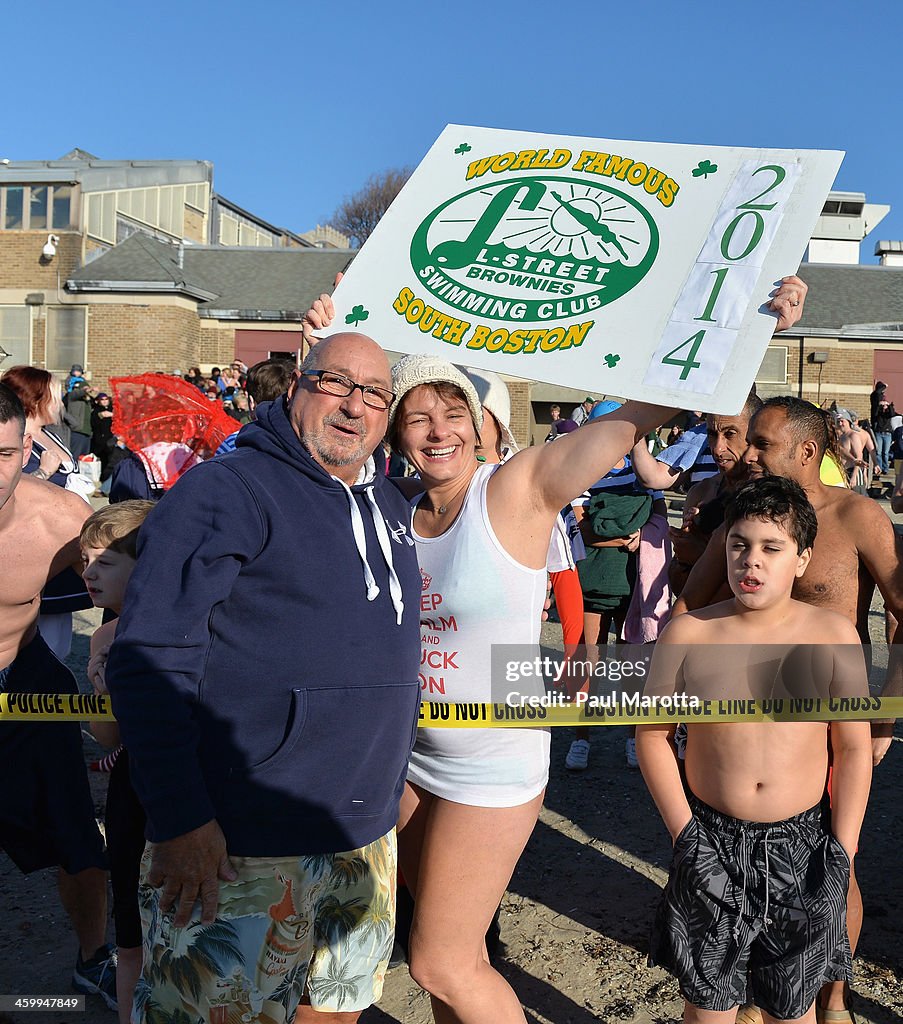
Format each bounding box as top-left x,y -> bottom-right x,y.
106,397 -> 421,855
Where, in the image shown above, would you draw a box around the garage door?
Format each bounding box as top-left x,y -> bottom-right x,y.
872,350 -> 903,412
235,330 -> 302,368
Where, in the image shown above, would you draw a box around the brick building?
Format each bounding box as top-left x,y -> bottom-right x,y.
766,261 -> 903,415
63,233 -> 352,387
0,150 -> 349,384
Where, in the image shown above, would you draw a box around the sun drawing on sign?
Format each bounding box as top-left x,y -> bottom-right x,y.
446,183 -> 650,265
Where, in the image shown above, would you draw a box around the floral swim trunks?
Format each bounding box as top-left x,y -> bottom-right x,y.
133,829 -> 396,1022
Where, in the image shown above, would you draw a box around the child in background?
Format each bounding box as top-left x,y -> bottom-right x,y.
80,500 -> 155,1024
637,477 -> 872,1024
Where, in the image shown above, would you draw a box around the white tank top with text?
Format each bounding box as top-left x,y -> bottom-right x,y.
407,463 -> 550,806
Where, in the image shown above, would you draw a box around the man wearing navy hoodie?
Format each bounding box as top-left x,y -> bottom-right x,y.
105,333 -> 421,1023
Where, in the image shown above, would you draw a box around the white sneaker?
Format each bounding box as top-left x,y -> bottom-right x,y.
565,739 -> 590,771
625,736 -> 639,768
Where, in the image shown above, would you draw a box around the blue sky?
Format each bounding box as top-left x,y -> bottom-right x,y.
6,1 -> 900,262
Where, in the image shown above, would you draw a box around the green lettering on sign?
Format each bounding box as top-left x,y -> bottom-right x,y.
739,165 -> 786,211
694,267 -> 729,323
661,330 -> 705,379
720,210 -> 764,262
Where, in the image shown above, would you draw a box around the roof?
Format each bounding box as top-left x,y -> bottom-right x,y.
66,233 -> 355,318
790,263 -> 903,337
66,237 -> 903,333
212,192 -> 313,248
0,154 -> 211,191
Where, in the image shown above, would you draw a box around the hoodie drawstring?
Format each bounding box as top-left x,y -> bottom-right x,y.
365,490 -> 405,625
334,477 -> 405,625
337,479 -> 380,601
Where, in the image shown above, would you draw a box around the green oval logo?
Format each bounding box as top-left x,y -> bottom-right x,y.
411,177 -> 658,322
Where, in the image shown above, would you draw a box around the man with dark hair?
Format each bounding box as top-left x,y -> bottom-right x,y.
665,387 -> 763,596
215,357 -> 298,456
246,357 -> 296,405
0,383 -> 116,1007
674,393 -> 903,1024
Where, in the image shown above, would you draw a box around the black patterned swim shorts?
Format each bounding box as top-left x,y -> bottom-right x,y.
649,796 -> 851,1020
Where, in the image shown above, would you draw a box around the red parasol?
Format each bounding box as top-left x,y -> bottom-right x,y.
110,374 -> 239,462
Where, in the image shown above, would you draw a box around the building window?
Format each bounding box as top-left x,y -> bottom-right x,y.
46,307 -> 87,373
0,306 -> 31,368
30,187 -> 48,229
756,346 -> 789,385
53,186 -> 72,228
4,187 -> 24,229
85,183 -> 205,245
0,185 -> 76,230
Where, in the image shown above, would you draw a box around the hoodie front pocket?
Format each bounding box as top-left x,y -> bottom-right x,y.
297,682 -> 419,817
242,687 -> 308,774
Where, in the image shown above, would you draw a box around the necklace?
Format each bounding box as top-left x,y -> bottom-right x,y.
423,499 -> 451,515
422,476 -> 471,516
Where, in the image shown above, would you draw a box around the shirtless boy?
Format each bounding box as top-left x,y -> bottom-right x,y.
0,383 -> 115,1006
637,476 -> 872,1024
673,396 -> 902,1020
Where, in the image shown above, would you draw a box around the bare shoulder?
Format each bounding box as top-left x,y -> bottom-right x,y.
709,520 -> 728,545
486,447 -> 543,508
795,600 -> 859,643
21,476 -> 91,528
831,485 -> 888,527
837,489 -> 898,560
658,607 -> 718,643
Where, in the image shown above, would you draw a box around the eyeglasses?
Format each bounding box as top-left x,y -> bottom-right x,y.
302,370 -> 395,411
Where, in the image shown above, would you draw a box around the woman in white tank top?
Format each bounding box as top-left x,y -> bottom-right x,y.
385,354 -> 673,1024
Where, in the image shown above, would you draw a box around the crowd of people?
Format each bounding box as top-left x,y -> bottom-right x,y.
0,271 -> 900,1024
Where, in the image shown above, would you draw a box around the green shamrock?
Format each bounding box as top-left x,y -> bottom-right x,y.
455,143 -> 472,155
345,305 -> 370,327
692,160 -> 718,179
604,353 -> 621,368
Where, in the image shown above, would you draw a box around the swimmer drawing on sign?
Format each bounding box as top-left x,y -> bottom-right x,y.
550,190 -> 630,260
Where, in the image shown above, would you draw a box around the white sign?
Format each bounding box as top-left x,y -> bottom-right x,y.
330,125 -> 842,412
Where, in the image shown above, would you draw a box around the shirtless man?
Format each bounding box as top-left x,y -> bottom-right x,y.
674,395 -> 902,1021
638,476 -> 872,1024
676,396 -> 903,669
834,409 -> 874,491
0,383 -> 116,1007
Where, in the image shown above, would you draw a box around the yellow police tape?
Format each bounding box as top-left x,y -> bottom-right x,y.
1,693 -> 900,725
